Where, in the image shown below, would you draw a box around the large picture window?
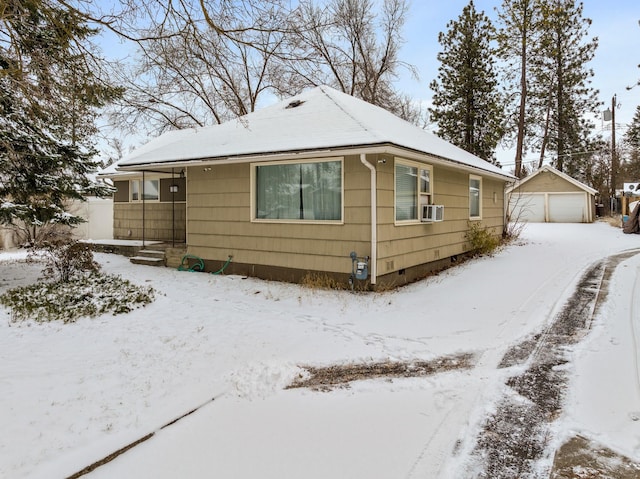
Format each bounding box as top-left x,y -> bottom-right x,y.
255,159 -> 342,221
469,175 -> 482,219
395,159 -> 432,222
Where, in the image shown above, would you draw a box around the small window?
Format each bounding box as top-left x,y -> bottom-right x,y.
419,167 -> 431,205
395,159 -> 432,223
130,179 -> 159,201
131,180 -> 140,201
469,175 -> 482,219
142,179 -> 159,200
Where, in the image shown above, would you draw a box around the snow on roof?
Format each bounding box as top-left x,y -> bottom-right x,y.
118,85 -> 512,179
96,161 -> 138,180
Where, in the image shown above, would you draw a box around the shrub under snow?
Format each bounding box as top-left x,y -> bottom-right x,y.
0,273 -> 155,323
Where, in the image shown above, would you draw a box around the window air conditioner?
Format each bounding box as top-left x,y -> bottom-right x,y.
421,204 -> 444,222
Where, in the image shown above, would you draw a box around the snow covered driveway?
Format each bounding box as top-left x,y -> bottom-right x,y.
1,223 -> 639,478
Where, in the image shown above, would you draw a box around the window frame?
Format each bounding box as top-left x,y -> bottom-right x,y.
394,158 -> 433,225
130,179 -> 160,202
250,157 -> 344,224
469,174 -> 482,220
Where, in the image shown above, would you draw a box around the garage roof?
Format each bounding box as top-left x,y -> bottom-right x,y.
506,165 -> 597,195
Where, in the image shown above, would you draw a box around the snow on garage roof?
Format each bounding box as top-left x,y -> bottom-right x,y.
118,85 -> 512,179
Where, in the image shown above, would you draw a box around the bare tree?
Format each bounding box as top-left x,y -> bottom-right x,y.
62,0 -> 421,136
284,0 -> 419,120
99,0 -> 291,134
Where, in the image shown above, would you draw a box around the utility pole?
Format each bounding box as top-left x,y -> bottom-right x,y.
611,94 -> 617,214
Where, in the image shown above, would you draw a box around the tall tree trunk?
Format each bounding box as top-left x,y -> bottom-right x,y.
514,34 -> 527,178
538,89 -> 553,169
555,23 -> 565,172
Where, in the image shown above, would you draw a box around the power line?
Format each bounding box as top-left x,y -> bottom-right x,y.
498,149 -> 603,167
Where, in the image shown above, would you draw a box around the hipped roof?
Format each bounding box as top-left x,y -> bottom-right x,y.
117,85 -> 513,180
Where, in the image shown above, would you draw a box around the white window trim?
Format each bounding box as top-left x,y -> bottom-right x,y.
469,174 -> 482,220
394,157 -> 434,225
250,157 -> 345,224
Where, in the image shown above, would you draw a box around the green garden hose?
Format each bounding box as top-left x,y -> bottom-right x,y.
211,255 -> 233,275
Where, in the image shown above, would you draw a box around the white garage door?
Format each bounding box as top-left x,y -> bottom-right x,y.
509,193 -> 545,222
548,193 -> 586,223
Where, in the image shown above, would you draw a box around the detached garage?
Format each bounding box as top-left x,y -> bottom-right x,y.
507,165 -> 597,223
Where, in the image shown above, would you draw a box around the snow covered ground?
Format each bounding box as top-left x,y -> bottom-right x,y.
1,222 -> 639,478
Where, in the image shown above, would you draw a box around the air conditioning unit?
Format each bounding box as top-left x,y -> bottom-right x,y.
624,182 -> 640,195
421,204 -> 444,222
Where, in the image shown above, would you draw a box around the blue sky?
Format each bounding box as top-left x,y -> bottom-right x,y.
398,1 -> 640,137
96,1 -> 640,166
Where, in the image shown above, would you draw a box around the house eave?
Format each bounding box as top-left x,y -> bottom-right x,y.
116,143 -> 515,181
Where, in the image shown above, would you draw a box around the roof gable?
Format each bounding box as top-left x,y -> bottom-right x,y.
118,85 -> 512,179
507,165 -> 597,195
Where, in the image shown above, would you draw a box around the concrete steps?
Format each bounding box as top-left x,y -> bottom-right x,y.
164,247 -> 188,269
127,245 -> 188,268
130,249 -> 166,267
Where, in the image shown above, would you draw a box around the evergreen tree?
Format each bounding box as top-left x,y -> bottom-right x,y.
622,105 -> 640,182
532,0 -> 599,176
626,105 -> 640,150
429,0 -> 504,163
496,0 -> 539,177
0,0 -> 120,243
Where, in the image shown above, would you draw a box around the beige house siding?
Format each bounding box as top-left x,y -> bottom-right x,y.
186,156 -> 371,277
185,152 -> 506,285
375,157 -> 504,282
516,170 -> 582,193
113,202 -> 186,242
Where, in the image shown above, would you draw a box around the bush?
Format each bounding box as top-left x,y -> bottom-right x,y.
466,222 -> 501,257
0,273 -> 155,323
29,239 -> 100,282
503,220 -> 526,242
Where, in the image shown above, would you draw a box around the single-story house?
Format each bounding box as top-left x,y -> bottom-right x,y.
106,85 -> 514,288
507,165 -> 597,223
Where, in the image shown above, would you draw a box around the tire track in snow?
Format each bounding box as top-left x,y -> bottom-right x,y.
458,249 -> 640,478
404,399 -> 459,479
474,250 -> 603,374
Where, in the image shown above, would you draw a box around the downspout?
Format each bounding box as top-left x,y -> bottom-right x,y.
360,154 -> 377,285
172,168 -> 176,247
142,171 -> 146,248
